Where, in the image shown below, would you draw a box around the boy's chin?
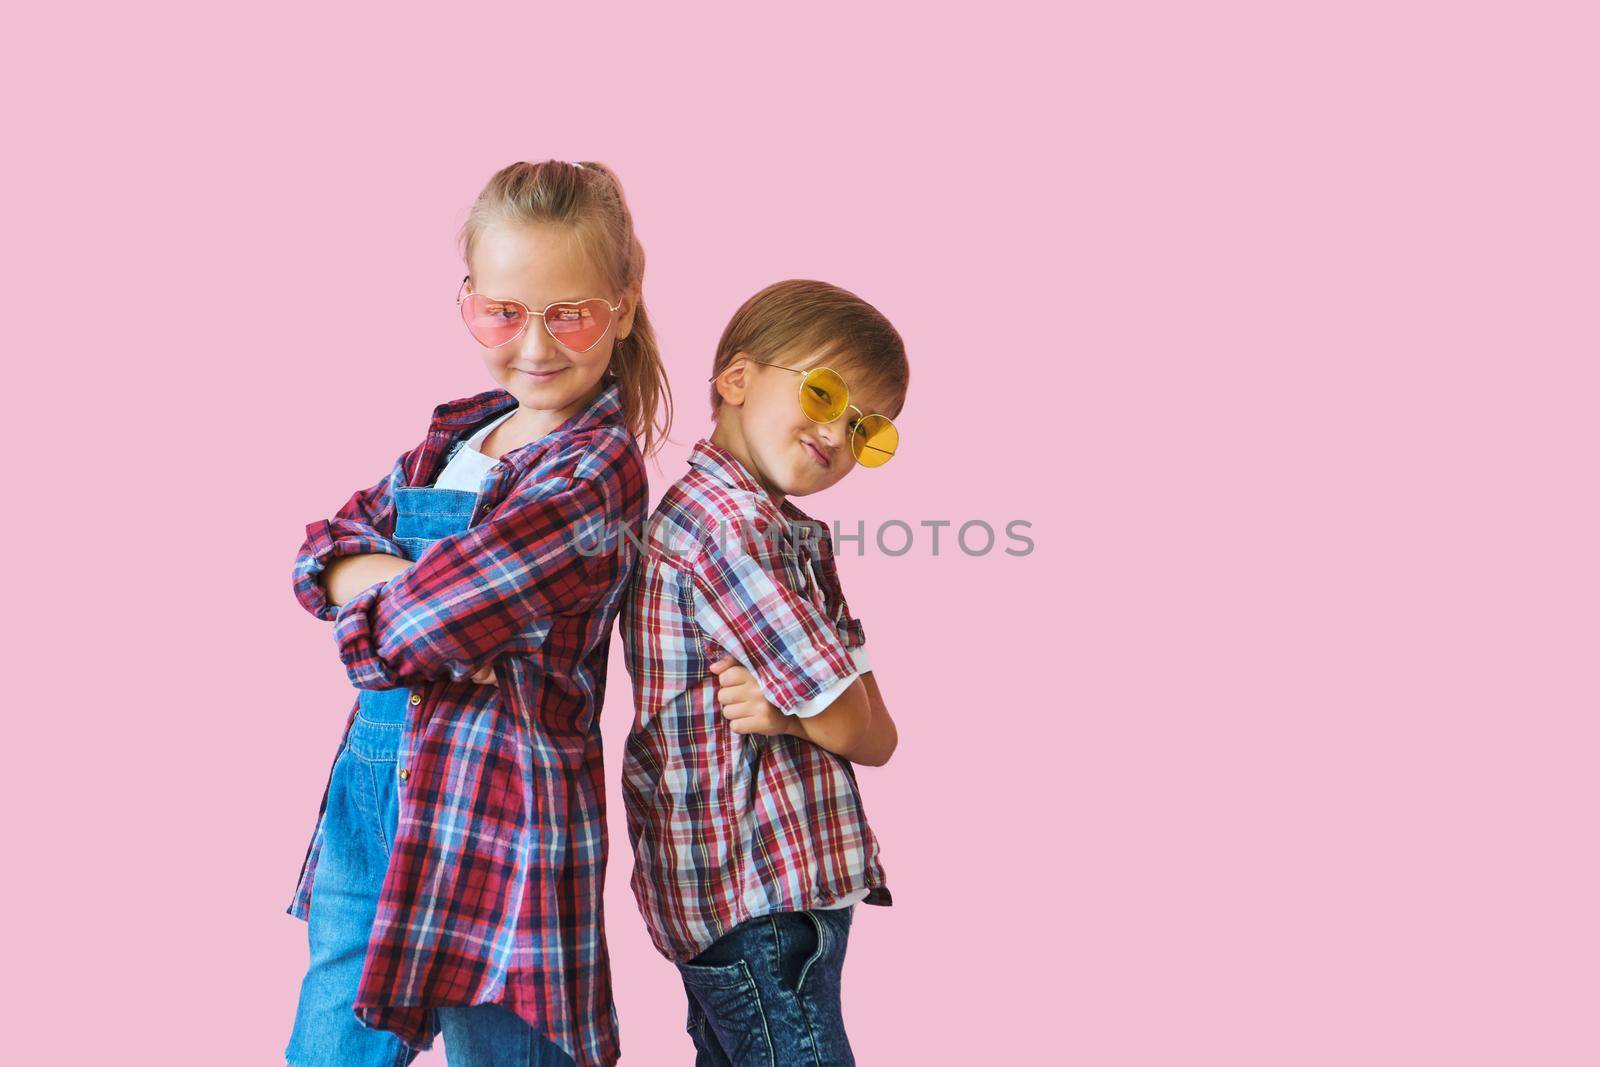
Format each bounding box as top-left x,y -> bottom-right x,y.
775,467 -> 833,499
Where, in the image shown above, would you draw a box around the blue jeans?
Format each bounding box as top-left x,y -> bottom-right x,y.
286,680 -> 575,1067
675,907 -> 856,1067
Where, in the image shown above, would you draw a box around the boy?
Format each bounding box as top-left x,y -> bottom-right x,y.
620,279 -> 907,1066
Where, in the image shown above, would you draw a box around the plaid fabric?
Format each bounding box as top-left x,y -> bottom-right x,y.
619,438 -> 892,963
287,378 -> 645,1067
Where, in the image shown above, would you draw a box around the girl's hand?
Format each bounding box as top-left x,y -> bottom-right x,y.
709,656 -> 795,737
470,663 -> 499,686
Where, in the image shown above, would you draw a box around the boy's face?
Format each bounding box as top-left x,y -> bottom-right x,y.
714,347 -> 897,501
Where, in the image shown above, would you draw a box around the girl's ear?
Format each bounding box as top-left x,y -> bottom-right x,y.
616,283 -> 641,341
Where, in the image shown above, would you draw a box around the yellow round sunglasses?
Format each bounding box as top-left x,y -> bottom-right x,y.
709,355 -> 899,468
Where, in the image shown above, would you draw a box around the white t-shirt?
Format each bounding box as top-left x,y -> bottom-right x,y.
819,887 -> 872,909
433,406 -> 519,491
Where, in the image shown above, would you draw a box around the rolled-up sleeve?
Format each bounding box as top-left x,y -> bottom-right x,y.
291,455 -> 410,621
689,536 -> 863,717
782,644 -> 872,719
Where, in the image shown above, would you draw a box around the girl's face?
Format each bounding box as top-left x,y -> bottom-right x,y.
716,350 -> 893,502
465,221 -> 636,423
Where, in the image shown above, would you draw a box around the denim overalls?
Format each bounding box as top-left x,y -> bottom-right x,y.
287,484 -> 575,1067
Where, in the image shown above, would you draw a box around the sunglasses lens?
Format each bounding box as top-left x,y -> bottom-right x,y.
799,368 -> 850,423
544,299 -> 614,352
851,414 -> 898,467
461,293 -> 529,347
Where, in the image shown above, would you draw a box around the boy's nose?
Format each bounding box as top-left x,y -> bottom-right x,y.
813,420 -> 849,458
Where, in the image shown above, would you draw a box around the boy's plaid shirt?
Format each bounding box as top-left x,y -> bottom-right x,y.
619,438 -> 892,962
287,379 -> 645,1067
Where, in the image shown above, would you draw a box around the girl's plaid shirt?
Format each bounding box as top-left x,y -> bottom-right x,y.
618,438 -> 893,963
286,379 -> 646,1067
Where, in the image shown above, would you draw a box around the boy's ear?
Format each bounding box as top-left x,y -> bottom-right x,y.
713,353 -> 752,407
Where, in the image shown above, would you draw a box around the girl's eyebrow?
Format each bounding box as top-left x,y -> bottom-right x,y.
483,292 -> 589,305
474,282 -> 599,305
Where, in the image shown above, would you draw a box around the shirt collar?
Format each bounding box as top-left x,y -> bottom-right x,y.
687,438 -> 817,526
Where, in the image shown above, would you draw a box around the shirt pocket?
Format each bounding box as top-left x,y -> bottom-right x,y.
780,550 -> 825,614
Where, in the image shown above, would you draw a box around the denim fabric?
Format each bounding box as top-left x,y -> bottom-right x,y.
288,484 -> 575,1067
285,703 -> 419,1067
436,1003 -> 578,1067
674,907 -> 856,1067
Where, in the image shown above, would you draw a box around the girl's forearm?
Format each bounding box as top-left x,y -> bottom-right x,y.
321,552 -> 412,609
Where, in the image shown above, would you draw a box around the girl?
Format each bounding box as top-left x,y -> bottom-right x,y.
285,160 -> 671,1067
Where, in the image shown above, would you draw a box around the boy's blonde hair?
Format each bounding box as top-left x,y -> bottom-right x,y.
709,280 -> 909,420
459,160 -> 673,456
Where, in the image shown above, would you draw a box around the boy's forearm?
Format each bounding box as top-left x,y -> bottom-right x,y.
852,672 -> 897,766
321,552 -> 412,609
785,672 -> 898,767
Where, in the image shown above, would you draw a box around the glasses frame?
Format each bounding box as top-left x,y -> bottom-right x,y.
707,355 -> 899,467
456,275 -> 625,353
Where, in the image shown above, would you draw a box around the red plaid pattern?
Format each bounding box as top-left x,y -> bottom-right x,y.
287,379 -> 645,1066
619,439 -> 892,962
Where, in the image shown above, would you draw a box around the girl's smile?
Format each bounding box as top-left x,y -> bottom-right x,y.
467,220 -> 637,438
514,365 -> 569,380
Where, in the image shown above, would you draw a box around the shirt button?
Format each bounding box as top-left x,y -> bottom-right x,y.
398,768 -> 410,781
490,464 -> 502,472
409,693 -> 422,705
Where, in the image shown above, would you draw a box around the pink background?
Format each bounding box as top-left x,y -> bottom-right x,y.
11,2 -> 1596,1064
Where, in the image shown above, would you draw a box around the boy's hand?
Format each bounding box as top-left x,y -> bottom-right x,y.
709,656 -> 796,737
